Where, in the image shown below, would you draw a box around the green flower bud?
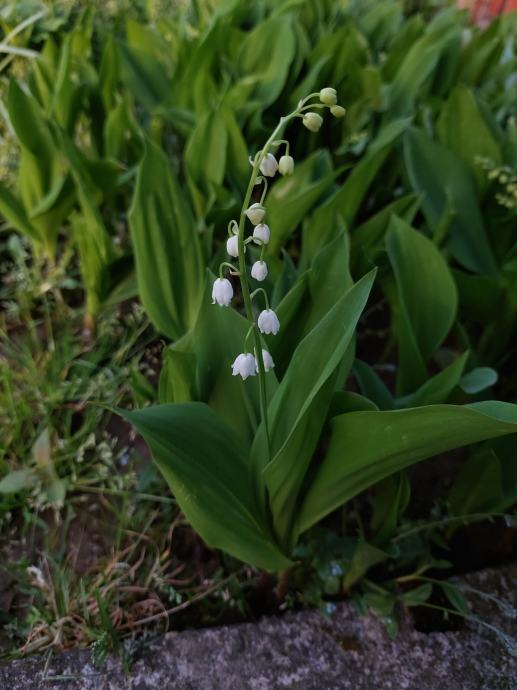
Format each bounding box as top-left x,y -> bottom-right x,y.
302,112 -> 323,133
330,105 -> 346,118
319,87 -> 337,105
278,155 -> 294,176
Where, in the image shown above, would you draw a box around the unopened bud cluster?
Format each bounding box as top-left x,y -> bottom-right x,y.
301,88 -> 346,134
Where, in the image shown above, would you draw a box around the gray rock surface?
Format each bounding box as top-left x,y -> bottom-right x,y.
1,565 -> 516,690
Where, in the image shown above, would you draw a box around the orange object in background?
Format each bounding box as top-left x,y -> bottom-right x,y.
458,0 -> 517,26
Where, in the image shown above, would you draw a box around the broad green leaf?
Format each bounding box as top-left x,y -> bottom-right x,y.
459,17 -> 503,85
99,35 -> 120,110
237,15 -> 296,106
356,2 -> 403,51
442,583 -> 470,616
452,269 -> 504,324
487,435 -> 517,511
8,80 -> 74,255
116,21 -> 173,111
306,118 -> 411,256
159,333 -> 198,404
0,469 -> 36,494
119,403 -> 290,571
128,140 -> 204,340
459,367 -> 498,395
401,352 -> 468,407
60,132 -> 115,318
266,151 -> 337,255
382,15 -> 425,81
257,270 -> 376,544
185,107 -> 228,193
350,194 -> 420,274
400,583 -> 433,607
298,401 -> 517,533
371,474 -> 410,545
353,360 -> 395,411
221,102 -> 249,193
437,85 -> 501,192
343,541 -> 388,589
329,391 -> 379,417
0,183 -> 41,243
448,447 -> 503,516
385,12 -> 460,119
272,231 -> 353,376
403,127 -> 497,275
386,216 -> 458,393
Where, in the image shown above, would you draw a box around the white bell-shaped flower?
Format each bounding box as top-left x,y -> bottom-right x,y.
257,309 -> 280,335
255,349 -> 275,373
211,278 -> 233,306
278,155 -> 294,176
253,223 -> 270,245
259,153 -> 278,177
226,235 -> 239,257
251,261 -> 268,281
245,203 -> 266,225
231,353 -> 256,380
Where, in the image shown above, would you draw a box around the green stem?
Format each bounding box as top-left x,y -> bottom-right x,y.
237,109 -> 300,459
250,287 -> 270,309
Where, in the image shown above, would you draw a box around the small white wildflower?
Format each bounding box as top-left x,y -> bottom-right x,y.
257,309 -> 280,335
330,105 -> 346,118
320,87 -> 337,105
245,203 -> 266,225
259,153 -> 278,177
231,353 -> 256,380
212,278 -> 233,306
226,235 -> 239,257
27,566 -> 48,591
278,155 -> 294,176
302,112 -> 323,132
255,349 -> 275,373
253,223 -> 270,245
251,261 -> 268,281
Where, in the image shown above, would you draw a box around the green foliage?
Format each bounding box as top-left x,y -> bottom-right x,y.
128,140 -> 204,340
1,0 -> 517,647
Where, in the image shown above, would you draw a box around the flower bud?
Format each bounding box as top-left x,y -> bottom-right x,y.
319,87 -> 337,105
251,261 -> 268,282
231,353 -> 256,380
259,153 -> 278,177
255,349 -> 275,373
278,155 -> 294,176
257,309 -> 280,335
302,112 -> 323,133
226,235 -> 239,257
330,105 -> 346,118
253,223 -> 270,245
211,278 -> 233,306
245,202 -> 266,225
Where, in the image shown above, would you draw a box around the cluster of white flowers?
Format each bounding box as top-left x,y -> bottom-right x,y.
231,349 -> 275,379
211,87 -> 344,380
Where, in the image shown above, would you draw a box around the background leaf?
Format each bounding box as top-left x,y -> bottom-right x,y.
298,401 -> 517,533
128,140 -> 204,340
119,403 -> 291,571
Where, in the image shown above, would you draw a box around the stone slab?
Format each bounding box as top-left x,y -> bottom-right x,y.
1,565 -> 516,690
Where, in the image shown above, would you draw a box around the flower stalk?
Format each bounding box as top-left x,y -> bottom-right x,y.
217,88 -> 344,461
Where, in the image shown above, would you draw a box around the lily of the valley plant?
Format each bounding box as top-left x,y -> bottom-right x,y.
121,88 -> 517,572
